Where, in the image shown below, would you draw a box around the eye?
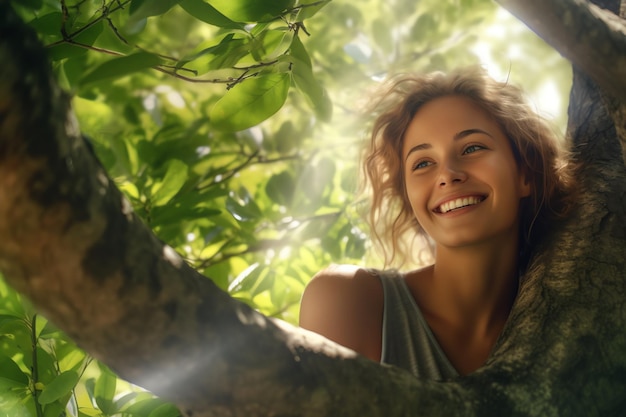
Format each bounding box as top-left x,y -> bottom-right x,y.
411,159 -> 432,171
463,144 -> 486,154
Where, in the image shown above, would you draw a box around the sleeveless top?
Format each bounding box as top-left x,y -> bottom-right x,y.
377,269 -> 459,380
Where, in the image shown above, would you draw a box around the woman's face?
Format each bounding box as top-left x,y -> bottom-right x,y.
402,95 -> 531,249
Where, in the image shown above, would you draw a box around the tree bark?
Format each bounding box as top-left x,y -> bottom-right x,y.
494,0 -> 626,104
1,1 -> 626,416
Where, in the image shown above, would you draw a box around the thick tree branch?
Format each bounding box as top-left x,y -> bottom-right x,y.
496,0 -> 626,171
495,0 -> 626,103
2,2 -> 626,417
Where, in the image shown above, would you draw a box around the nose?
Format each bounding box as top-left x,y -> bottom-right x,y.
438,161 -> 467,187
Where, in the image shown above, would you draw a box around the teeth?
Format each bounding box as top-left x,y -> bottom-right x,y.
439,196 -> 483,213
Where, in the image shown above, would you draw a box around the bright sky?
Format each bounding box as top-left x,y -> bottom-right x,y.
471,8 -> 568,128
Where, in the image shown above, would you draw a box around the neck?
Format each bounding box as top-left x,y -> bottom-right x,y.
428,235 -> 521,333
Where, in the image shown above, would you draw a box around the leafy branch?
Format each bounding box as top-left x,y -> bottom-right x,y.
196,151 -> 303,191
194,210 -> 344,268
54,0 -> 132,44
45,0 -> 306,89
29,315 -> 44,417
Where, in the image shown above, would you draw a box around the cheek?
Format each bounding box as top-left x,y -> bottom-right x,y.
495,170 -> 527,208
485,161 -> 520,191
405,184 -> 429,221
405,172 -> 436,209
501,165 -> 529,199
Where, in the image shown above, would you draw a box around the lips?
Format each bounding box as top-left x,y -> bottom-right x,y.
434,196 -> 485,213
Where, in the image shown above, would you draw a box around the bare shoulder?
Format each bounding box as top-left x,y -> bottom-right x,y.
299,265 -> 383,361
302,264 -> 381,298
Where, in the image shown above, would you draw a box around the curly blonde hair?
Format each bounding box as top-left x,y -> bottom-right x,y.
363,66 -> 574,269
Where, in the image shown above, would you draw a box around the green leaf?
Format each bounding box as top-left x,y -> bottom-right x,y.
265,171 -> 295,206
179,0 -> 244,29
152,205 -> 221,226
78,410 -> 102,417
150,186 -> 226,225
35,347 -> 61,386
37,371 -> 80,405
0,388 -> 28,417
252,269 -> 275,296
345,230 -> 366,259
0,354 -> 29,386
322,235 -> 342,260
290,37 -> 332,121
411,13 -> 438,42
209,0 -> 295,22
56,345 -> 86,373
61,55 -> 88,90
0,319 -> 31,363
298,213 -> 338,241
151,159 -> 189,207
294,0 -> 331,20
47,21 -> 104,61
293,157 -> 335,212
0,314 -> 23,328
129,0 -> 181,21
0,280 -> 27,318
272,121 -> 298,153
26,12 -> 63,36
84,377 -> 96,401
34,314 -> 50,339
15,0 -> 43,9
180,34 -> 249,75
253,28 -> 295,61
124,398 -> 172,415
228,263 -> 262,293
95,364 -> 117,415
148,402 -> 182,417
79,52 -> 162,88
43,402 -> 65,417
210,72 -> 290,132
289,35 -> 311,67
225,195 -> 262,222
115,392 -> 140,410
372,18 -> 393,52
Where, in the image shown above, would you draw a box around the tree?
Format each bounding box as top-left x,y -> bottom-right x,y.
0,0 -> 625,416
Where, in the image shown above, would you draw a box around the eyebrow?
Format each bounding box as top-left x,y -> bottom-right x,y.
404,128 -> 494,162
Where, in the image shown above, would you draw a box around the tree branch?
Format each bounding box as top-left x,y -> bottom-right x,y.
494,0 -> 626,103
2,2 -> 626,417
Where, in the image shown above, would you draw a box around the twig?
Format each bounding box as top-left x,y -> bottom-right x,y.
65,0 -> 132,42
196,150 -> 261,191
30,315 -> 44,417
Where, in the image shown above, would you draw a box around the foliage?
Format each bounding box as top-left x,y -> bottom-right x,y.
1,0 -> 570,415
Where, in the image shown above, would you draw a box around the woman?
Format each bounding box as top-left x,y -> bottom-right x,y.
299,67 -> 573,380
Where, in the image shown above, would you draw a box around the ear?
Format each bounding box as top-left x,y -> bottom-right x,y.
518,168 -> 532,198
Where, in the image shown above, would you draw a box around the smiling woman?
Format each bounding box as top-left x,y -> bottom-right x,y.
299,66 -> 576,378
402,96 -> 531,250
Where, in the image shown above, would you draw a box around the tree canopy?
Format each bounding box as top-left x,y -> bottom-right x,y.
0,0 -> 614,416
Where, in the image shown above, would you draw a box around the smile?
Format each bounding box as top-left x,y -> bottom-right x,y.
436,196 -> 485,213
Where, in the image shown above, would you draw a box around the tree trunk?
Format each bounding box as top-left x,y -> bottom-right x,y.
1,1 -> 625,416
495,0 -> 626,104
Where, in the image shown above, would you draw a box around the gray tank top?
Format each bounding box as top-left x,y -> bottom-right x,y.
378,269 -> 459,380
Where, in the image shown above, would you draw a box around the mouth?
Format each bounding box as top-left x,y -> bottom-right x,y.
434,196 -> 486,214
